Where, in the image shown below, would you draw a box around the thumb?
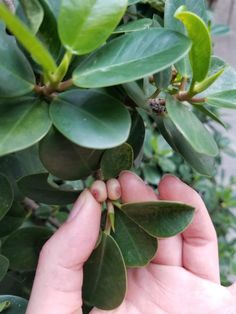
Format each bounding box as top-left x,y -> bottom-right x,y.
26,189 -> 101,314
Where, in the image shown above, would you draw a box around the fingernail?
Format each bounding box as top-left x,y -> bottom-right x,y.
162,174 -> 180,181
67,189 -> 88,222
119,170 -> 144,182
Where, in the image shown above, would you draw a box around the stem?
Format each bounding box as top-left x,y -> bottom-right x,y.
57,78 -> 73,92
179,77 -> 187,91
50,51 -> 73,87
105,201 -> 115,234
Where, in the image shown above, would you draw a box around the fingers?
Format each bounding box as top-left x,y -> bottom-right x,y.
91,179 -> 121,202
158,175 -> 220,283
118,171 -> 182,266
27,190 -> 101,314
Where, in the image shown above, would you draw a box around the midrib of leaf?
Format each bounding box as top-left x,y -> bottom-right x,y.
0,63 -> 34,87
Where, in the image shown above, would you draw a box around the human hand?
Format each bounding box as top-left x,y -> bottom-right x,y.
26,172 -> 236,314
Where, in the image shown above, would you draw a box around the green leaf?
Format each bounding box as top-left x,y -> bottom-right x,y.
17,173 -> 80,205
0,24 -> 35,98
18,0 -> 44,34
0,98 -> 52,157
0,3 -> 57,73
0,174 -> 13,221
127,111 -> 146,159
39,128 -> 103,180
114,18 -> 153,34
175,9 -> 212,83
73,28 -> 191,88
101,144 -> 134,180
121,201 -> 195,237
112,210 -> 157,267
206,90 -> 236,109
83,232 -> 127,310
58,0 -> 127,55
211,24 -> 230,36
156,115 -> 216,176
192,104 -> 226,128
2,227 -> 53,271
154,67 -> 172,89
128,0 -> 140,4
50,90 -> 131,149
166,95 -> 218,156
123,81 -> 148,111
0,255 -> 9,282
0,296 -> 27,314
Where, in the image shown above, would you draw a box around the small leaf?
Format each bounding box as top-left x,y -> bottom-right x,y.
112,210 -> 157,267
156,115 -> 216,176
206,90 -> 236,109
39,128 -> 103,180
193,67 -> 225,95
166,95 -> 218,156
114,18 -> 153,33
0,255 -> 9,282
83,232 -> 127,310
101,144 -> 134,180
0,174 -> 13,221
18,0 -> 44,34
0,24 -> 35,98
17,173 -> 80,205
121,201 -> 195,238
154,67 -> 172,89
0,296 -> 27,314
175,9 -> 212,84
192,104 -> 226,128
0,3 -> 57,73
58,0 -> 127,55
73,28 -> 191,88
2,227 -> 53,271
211,24 -> 230,36
50,90 -> 131,150
0,300 -> 10,312
0,98 -> 52,157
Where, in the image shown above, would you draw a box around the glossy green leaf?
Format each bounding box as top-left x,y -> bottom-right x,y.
101,144 -> 134,180
114,18 -> 153,33
175,9 -> 211,83
0,296 -> 27,314
0,255 -> 9,282
192,104 -> 226,128
121,201 -> 195,237
17,173 -> 80,205
154,67 -> 172,89
128,0 -> 140,4
206,90 -> 236,109
83,232 -> 127,310
18,0 -> 44,34
127,111 -> 146,159
39,128 -> 103,180
0,3 -> 57,73
73,28 -> 191,88
2,227 -> 52,271
0,24 -> 35,98
0,174 -> 13,221
50,90 -> 131,149
112,210 -> 157,267
41,0 -> 61,18
123,81 -> 148,111
164,0 -> 207,77
156,115 -> 216,176
0,98 -> 52,157
58,0 -> 127,55
166,95 -> 218,156
193,67 -> 225,95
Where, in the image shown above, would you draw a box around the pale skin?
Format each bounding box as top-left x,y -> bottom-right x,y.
26,172 -> 236,314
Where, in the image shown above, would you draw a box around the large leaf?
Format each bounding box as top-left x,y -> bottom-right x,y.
121,201 -> 195,237
0,174 -> 13,221
166,95 -> 218,156
112,210 -> 157,267
175,9 -> 211,83
50,90 -> 131,149
39,128 -> 103,180
2,227 -> 53,271
83,232 -> 127,310
0,3 -> 57,73
0,98 -> 52,157
18,0 -> 44,34
17,173 -> 80,205
73,28 -> 191,88
206,90 -> 236,109
156,115 -> 216,176
0,255 -> 9,282
114,18 -> 153,34
0,24 -> 35,98
101,144 -> 133,180
0,296 -> 28,314
58,0 -> 127,55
